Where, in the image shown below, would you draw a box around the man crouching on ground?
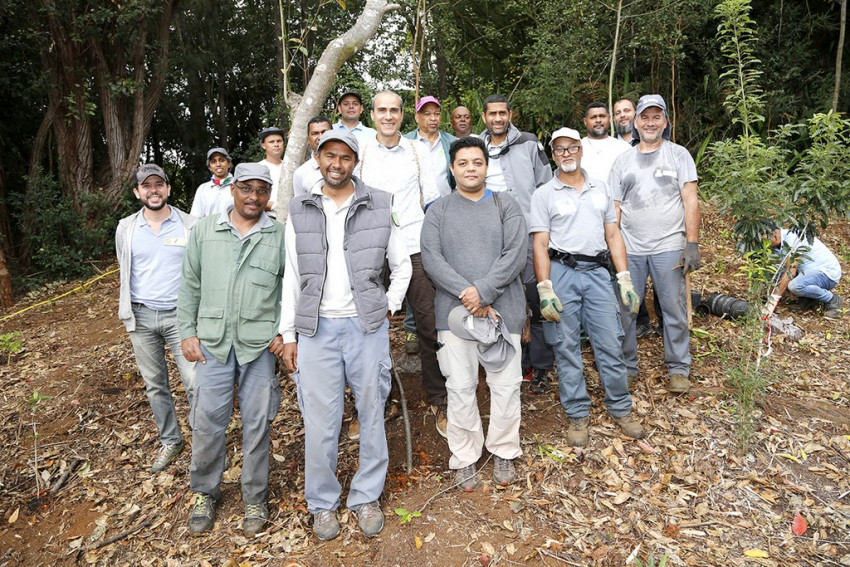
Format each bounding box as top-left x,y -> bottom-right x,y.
421,136 -> 528,491
280,130 -> 412,540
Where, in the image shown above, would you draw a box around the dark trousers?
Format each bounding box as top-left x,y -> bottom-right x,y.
407,253 -> 447,406
521,236 -> 555,371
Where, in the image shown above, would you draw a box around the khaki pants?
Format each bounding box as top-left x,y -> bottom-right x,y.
437,331 -> 523,470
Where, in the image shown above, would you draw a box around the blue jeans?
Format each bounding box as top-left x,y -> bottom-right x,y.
189,345 -> 280,504
620,250 -> 691,377
293,317 -> 392,513
788,271 -> 837,303
128,304 -> 195,446
544,262 -> 632,418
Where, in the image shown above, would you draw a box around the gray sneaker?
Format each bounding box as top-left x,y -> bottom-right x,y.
492,456 -> 516,486
151,440 -> 184,473
455,463 -> 479,492
188,493 -> 217,535
313,510 -> 340,541
355,501 -> 384,537
243,502 -> 268,536
824,294 -> 843,319
667,373 -> 692,393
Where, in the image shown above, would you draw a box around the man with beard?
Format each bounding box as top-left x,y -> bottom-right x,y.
613,98 -> 636,144
451,105 -> 473,138
281,130 -> 411,540
293,116 -> 333,197
529,128 -> 644,447
580,102 -> 630,183
479,94 -> 554,395
116,164 -> 197,474
608,95 -> 701,394
179,162 -> 286,536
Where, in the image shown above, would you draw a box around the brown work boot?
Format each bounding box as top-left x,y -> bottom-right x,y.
431,402 -> 448,439
667,374 -> 692,393
566,417 -> 590,447
612,413 -> 645,439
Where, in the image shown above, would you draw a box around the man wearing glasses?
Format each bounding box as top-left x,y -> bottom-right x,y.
529,127 -> 644,447
178,162 -> 286,537
479,94 -> 554,395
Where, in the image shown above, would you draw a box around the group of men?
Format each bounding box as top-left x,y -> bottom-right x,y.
116,88 -> 842,543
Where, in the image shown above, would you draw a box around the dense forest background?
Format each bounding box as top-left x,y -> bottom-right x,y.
0,0 -> 846,286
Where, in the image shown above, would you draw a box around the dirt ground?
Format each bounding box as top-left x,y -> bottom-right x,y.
1,212 -> 849,567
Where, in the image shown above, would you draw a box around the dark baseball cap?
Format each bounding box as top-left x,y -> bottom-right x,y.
259,127 -> 286,143
136,164 -> 169,184
337,90 -> 363,105
316,130 -> 360,158
233,163 -> 273,185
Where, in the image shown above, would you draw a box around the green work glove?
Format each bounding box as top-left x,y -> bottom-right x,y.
616,271 -> 640,315
537,279 -> 563,323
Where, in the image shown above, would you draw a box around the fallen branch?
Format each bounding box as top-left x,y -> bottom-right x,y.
88,515 -> 151,550
49,458 -> 83,494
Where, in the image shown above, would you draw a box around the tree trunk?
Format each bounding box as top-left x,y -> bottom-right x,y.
0,246 -> 13,309
834,0 -> 847,112
608,0 -> 623,136
275,0 -> 401,222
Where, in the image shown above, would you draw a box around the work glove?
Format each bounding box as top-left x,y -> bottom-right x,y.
537,279 -> 563,323
760,293 -> 781,319
616,271 -> 640,314
681,242 -> 701,274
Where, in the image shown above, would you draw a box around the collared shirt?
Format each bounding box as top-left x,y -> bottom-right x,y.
293,156 -> 324,198
580,136 -> 631,184
259,158 -> 283,205
528,172 -> 616,256
216,205 -> 275,242
779,229 -> 842,283
416,130 -> 452,197
333,120 -> 377,145
130,206 -> 187,310
485,141 -> 508,193
279,185 -> 411,343
355,135 -> 440,255
190,175 -> 234,218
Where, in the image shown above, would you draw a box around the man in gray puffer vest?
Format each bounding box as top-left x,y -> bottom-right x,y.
279,130 -> 412,541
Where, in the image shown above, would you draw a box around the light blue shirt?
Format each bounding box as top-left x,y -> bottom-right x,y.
333,120 -> 377,145
780,229 -> 842,283
130,206 -> 188,310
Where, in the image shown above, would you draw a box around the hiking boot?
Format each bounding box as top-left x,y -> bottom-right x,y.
243,502 -> 268,536
188,493 -> 217,535
612,413 -> 645,439
431,402 -> 448,439
635,322 -> 652,339
566,417 -> 590,447
668,373 -> 692,393
405,332 -> 420,354
348,419 -> 360,440
151,440 -> 184,473
492,456 -> 516,486
522,367 -> 533,382
455,464 -> 479,492
313,510 -> 341,541
824,294 -> 843,319
529,368 -> 548,394
355,501 -> 384,537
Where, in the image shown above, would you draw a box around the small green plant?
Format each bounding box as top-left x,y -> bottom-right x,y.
27,391 -> 52,495
0,331 -> 23,363
394,507 -> 421,524
634,551 -> 669,567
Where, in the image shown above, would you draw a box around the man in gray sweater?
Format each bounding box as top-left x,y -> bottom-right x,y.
421,136 -> 528,491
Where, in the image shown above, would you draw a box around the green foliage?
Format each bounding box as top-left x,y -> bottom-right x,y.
634,551 -> 669,567
0,332 -> 23,364
27,391 -> 51,413
394,507 -> 421,524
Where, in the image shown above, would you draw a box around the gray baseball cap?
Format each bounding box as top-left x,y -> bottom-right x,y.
135,164 -> 169,184
206,147 -> 232,162
259,127 -> 286,143
447,305 -> 516,372
635,94 -> 667,115
316,130 -> 360,158
233,162 -> 273,185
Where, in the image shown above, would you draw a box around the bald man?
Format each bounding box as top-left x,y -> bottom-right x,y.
451,106 -> 473,138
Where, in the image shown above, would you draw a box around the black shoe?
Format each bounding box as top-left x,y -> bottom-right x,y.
635,323 -> 652,339
529,369 -> 548,394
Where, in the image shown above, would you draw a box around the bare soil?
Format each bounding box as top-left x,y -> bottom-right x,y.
1,212 -> 849,567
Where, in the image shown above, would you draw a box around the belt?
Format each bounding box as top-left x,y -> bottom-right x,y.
548,249 -> 611,270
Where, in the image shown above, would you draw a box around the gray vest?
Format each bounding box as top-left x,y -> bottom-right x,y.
289,178 -> 394,337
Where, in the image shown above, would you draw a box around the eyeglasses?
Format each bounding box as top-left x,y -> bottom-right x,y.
552,146 -> 581,157
235,183 -> 271,197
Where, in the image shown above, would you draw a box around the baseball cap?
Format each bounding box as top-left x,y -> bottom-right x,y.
447,305 -> 516,372
135,164 -> 169,184
337,90 -> 363,105
233,162 -> 273,185
635,94 -> 667,115
316,130 -> 360,158
549,127 -> 582,148
206,147 -> 232,162
259,127 -> 286,143
415,96 -> 442,113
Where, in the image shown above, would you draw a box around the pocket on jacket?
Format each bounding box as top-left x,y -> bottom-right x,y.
239,308 -> 277,344
249,258 -> 282,289
197,307 -> 225,341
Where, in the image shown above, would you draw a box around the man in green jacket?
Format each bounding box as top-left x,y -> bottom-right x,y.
178,162 -> 286,537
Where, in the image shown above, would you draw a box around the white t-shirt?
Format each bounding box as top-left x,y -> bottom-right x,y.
580,136 -> 630,183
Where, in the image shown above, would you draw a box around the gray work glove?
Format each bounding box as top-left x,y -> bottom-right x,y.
681,242 -> 701,274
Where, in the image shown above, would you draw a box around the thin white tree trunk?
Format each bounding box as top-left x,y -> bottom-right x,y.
276,0 -> 400,222
833,0 -> 847,112
608,0 -> 623,136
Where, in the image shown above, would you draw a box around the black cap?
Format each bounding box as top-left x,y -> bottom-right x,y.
337,90 -> 363,106
259,127 -> 286,143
